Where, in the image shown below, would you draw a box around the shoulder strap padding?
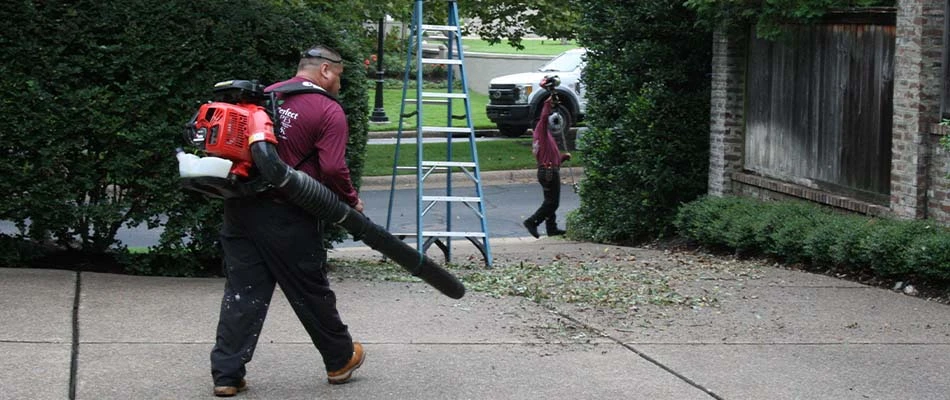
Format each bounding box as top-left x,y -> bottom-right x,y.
265,82 -> 339,104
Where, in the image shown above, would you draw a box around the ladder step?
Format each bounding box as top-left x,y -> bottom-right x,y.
395,161 -> 477,170
395,231 -> 487,238
421,161 -> 477,168
422,195 -> 482,202
421,92 -> 467,99
421,126 -> 472,134
403,98 -> 449,105
422,58 -> 462,65
420,24 -> 460,32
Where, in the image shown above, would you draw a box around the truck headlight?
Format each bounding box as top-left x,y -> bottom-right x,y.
516,84 -> 532,104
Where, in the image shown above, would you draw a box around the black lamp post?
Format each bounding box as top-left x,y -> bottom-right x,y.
370,17 -> 389,123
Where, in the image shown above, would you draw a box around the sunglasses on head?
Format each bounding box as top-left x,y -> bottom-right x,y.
302,48 -> 343,64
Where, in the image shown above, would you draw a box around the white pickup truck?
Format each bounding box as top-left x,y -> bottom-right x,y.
485,48 -> 587,137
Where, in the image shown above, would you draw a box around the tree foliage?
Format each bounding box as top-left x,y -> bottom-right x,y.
458,0 -> 581,48
684,0 -> 896,39
568,0 -> 712,243
0,0 -> 368,273
311,0 -> 582,50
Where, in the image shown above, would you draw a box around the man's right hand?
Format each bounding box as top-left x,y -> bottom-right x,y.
354,198 -> 364,213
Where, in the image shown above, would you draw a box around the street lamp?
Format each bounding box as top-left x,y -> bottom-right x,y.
370,17 -> 389,123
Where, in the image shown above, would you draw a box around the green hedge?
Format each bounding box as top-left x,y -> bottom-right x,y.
567,0 -> 711,243
674,196 -> 950,283
0,0 -> 368,275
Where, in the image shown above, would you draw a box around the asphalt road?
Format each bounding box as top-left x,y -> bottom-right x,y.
340,182 -> 580,247
1,183 -> 581,249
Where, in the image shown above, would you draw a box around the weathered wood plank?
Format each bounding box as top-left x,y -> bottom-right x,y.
744,17 -> 895,198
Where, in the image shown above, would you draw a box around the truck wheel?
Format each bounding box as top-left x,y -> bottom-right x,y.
498,125 -> 527,137
535,104 -> 574,149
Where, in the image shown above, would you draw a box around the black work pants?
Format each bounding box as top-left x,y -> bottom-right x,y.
210,196 -> 353,387
527,166 -> 561,230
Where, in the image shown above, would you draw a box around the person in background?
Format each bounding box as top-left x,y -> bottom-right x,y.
523,77 -> 571,239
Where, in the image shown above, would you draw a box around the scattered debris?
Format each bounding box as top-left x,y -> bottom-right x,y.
903,285 -> 919,296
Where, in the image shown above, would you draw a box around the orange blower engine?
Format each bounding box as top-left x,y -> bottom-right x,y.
184,80 -> 277,178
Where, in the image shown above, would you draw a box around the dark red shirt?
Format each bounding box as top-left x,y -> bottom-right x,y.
265,77 -> 359,207
532,101 -> 562,167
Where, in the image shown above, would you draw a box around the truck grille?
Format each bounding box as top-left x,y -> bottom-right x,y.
488,84 -> 520,105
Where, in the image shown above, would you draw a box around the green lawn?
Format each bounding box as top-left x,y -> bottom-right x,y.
462,38 -> 580,56
366,88 -> 494,132
363,138 -> 582,176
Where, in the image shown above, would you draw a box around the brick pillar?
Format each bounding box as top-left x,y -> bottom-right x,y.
890,0 -> 944,219
708,27 -> 748,196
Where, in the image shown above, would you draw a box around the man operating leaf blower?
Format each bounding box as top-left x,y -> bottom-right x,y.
179,44 -> 465,397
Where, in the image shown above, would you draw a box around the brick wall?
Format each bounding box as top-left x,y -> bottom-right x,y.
890,0 -> 944,220
707,27 -> 747,196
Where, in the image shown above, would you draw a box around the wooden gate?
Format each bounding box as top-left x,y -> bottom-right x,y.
744,11 -> 895,201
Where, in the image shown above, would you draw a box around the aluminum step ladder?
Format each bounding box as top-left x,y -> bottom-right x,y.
385,0 -> 492,267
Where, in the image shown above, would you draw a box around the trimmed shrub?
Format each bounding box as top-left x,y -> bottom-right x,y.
856,220 -> 939,277
569,0 -> 711,243
904,232 -> 950,281
762,202 -> 823,262
802,215 -> 859,267
824,215 -> 878,268
676,196 -> 950,284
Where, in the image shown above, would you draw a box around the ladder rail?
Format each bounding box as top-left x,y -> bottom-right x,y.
413,0 -> 426,254
445,26 -> 456,257
448,3 -> 492,265
386,20 -> 418,233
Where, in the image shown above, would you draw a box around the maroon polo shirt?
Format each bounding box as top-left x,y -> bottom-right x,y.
265,77 -> 359,207
532,100 -> 562,168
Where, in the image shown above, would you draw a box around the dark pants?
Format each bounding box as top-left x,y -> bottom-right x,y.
527,166 -> 561,232
210,196 -> 353,387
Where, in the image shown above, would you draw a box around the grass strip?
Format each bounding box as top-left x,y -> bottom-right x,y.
362,138 -> 585,176
462,38 -> 581,56
366,88 -> 495,132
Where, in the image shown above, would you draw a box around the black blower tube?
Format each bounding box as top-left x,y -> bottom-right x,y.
250,141 -> 465,299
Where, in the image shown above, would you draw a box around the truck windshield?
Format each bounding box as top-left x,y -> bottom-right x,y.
539,51 -> 584,72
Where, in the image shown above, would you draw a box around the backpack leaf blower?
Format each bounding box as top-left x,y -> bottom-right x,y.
180,80 -> 465,299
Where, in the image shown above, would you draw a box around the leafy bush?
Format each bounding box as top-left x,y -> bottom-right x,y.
903,233 -> 950,280
856,220 -> 937,277
675,196 -> 950,284
676,197 -> 827,261
802,215 -> 862,267
0,0 -> 368,274
568,0 -> 711,244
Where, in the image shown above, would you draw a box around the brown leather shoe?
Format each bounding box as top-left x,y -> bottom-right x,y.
213,379 -> 247,397
327,342 -> 365,384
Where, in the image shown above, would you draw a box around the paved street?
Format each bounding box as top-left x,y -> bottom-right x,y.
0,180 -> 580,249
338,181 -> 580,248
